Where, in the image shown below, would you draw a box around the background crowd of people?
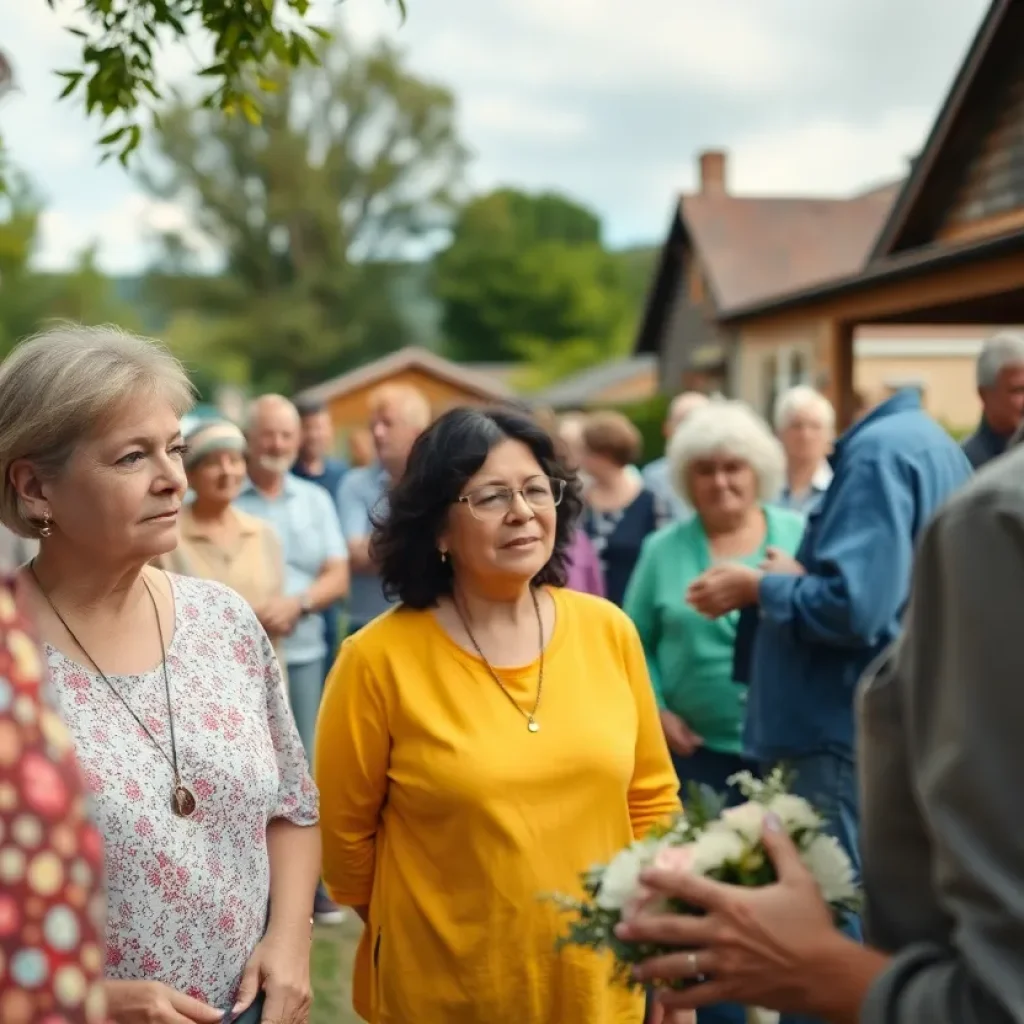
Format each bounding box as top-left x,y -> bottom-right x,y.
2,321 -> 1024,1024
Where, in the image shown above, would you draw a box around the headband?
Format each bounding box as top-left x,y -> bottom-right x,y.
184,421 -> 247,470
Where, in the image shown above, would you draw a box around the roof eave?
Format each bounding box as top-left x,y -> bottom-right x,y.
719,229 -> 1024,324
870,0 -> 1011,260
296,347 -> 513,405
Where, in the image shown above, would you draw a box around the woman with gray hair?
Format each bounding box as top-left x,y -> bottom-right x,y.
157,419 -> 288,660
773,385 -> 835,514
0,324 -> 320,1024
623,400 -> 804,1024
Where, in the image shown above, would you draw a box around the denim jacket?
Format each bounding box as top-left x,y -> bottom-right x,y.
745,390 -> 972,761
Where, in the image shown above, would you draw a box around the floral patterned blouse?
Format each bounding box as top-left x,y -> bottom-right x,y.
45,574 -> 319,1011
0,579 -> 109,1024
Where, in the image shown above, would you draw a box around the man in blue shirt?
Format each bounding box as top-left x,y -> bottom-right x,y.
337,383 -> 431,634
236,394 -> 351,924
688,390 -> 971,1012
236,395 -> 350,749
292,398 -> 348,666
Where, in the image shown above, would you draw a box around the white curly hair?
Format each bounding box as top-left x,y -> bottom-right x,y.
667,398 -> 785,505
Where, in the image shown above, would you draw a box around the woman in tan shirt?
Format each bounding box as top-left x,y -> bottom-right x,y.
160,420 -> 287,655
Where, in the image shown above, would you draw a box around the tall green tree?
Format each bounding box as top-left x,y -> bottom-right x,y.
434,188 -> 633,376
143,30 -> 466,394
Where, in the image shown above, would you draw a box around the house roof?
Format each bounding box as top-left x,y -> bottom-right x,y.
681,181 -> 901,314
529,355 -> 657,409
721,221 -> 1024,323
296,346 -> 514,405
871,0 -> 1015,259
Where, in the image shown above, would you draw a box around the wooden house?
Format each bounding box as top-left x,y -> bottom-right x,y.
636,0 -> 1024,429
295,346 -> 514,432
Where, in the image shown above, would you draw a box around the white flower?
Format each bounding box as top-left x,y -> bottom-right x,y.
766,793 -> 822,834
595,839 -> 661,911
726,770 -> 765,800
800,834 -> 858,904
719,800 -> 768,843
689,826 -> 747,875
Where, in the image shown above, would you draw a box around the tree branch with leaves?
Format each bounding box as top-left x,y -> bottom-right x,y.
37,0 -> 405,165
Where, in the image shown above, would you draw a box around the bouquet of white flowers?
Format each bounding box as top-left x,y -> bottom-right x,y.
548,767 -> 859,987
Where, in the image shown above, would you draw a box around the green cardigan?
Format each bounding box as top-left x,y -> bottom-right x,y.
623,505 -> 805,756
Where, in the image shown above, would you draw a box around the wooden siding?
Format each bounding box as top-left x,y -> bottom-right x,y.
324,367 -> 506,433
941,48 -> 1024,233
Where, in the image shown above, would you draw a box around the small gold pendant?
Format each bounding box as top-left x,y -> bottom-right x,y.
527,718 -> 540,733
172,784 -> 198,818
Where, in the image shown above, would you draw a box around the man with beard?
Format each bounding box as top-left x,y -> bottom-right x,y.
236,394 -> 350,924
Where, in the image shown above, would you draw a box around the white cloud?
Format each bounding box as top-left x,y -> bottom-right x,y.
2,0 -> 994,269
36,193 -> 219,273
643,107 -> 934,204
728,108 -> 934,195
460,93 -> 590,144
507,0 -> 813,95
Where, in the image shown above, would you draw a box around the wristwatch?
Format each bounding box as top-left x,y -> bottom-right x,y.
299,592 -> 315,615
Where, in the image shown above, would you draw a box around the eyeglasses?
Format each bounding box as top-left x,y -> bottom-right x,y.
458,477 -> 566,520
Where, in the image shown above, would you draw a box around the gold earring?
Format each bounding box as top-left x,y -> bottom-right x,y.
38,512 -> 53,539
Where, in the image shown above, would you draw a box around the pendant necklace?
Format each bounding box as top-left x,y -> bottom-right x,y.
453,587 -> 545,733
30,563 -> 197,818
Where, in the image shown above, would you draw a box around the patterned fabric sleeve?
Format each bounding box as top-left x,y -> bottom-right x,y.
0,579 -> 110,1024
255,619 -> 319,826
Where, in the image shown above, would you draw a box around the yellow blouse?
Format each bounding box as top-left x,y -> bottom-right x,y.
315,587 -> 680,1024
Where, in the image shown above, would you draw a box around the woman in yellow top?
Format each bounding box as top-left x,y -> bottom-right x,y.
315,406 -> 680,1024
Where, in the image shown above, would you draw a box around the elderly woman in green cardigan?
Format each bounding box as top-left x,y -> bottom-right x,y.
624,399 -> 805,801
625,400 -> 804,1024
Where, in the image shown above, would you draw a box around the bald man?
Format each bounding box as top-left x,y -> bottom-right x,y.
641,391 -> 710,521
236,394 -> 350,924
235,395 -> 349,753
336,383 -> 432,635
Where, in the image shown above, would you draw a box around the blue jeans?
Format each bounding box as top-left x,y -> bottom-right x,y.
322,606 -> 341,669
645,748 -> 754,1024
286,658 -> 325,764
767,752 -> 861,1024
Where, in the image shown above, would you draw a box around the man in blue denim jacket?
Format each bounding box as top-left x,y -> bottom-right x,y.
688,389 -> 971,1014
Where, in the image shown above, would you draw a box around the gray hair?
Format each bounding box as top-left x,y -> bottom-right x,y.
668,398 -> 785,505
0,322 -> 195,537
977,331 -> 1024,388
773,385 -> 836,434
245,393 -> 300,434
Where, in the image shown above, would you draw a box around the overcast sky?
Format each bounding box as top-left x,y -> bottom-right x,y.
2,0 -> 991,271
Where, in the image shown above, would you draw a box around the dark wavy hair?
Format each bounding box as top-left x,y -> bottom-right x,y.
370,405 -> 583,609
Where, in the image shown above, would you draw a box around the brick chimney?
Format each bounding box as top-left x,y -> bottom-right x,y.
698,150 -> 727,195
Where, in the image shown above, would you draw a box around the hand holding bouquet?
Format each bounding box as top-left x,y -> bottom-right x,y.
549,768 -> 859,989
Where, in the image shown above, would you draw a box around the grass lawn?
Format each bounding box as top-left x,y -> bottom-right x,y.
311,917 -> 364,1024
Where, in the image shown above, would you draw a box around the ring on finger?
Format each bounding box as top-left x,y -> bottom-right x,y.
686,950 -> 708,984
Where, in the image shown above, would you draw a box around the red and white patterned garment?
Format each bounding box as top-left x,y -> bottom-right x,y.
0,579 -> 109,1024
44,574 -> 319,1012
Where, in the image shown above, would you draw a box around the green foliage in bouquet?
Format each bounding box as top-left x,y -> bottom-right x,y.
547,767 -> 860,989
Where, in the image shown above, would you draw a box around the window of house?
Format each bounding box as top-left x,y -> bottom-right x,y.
761,346 -> 812,419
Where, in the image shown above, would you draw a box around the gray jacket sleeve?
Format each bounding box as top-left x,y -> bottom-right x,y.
860,493 -> 1024,1023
